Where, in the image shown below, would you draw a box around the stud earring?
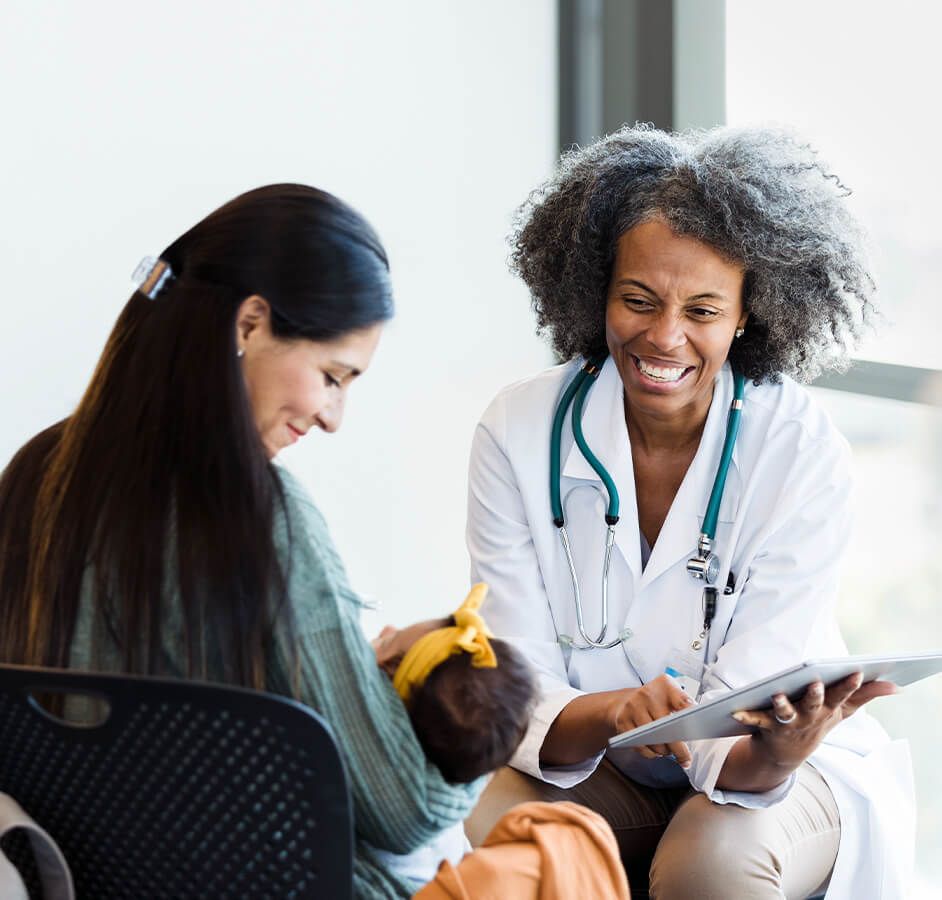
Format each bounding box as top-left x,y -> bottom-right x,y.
735,328 -> 745,339
237,348 -> 245,358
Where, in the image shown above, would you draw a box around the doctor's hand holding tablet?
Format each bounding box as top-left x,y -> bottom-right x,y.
732,672 -> 896,771
622,669 -> 894,777
563,661 -> 905,779
610,650 -> 942,754
464,125 -> 918,897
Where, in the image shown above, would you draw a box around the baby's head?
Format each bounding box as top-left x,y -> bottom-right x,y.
373,585 -> 535,783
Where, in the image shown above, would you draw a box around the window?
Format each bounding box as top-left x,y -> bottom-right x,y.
727,1 -> 942,370
728,3 -> 942,893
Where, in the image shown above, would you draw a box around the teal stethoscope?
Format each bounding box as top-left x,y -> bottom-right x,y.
550,356 -> 745,650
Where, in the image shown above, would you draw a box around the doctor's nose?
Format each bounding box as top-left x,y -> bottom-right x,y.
314,393 -> 346,433
645,311 -> 687,352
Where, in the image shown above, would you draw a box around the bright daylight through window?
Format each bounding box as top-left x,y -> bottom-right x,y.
727,2 -> 942,894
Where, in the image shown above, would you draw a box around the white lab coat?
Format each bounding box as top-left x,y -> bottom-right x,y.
467,358 -> 914,899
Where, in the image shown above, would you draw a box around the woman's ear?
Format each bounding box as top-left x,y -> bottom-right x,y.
234,295 -> 272,353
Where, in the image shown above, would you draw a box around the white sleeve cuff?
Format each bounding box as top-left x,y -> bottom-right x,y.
509,685 -> 604,786
686,736 -> 797,808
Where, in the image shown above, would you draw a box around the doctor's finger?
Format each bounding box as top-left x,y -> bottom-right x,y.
823,672 -> 864,710
640,684 -> 693,721
647,674 -> 694,708
643,742 -> 674,758
635,745 -> 663,760
731,709 -> 773,730
771,693 -> 798,724
838,680 -> 900,719
798,681 -> 825,716
670,690 -> 697,713
636,740 -> 691,764
666,740 -> 691,768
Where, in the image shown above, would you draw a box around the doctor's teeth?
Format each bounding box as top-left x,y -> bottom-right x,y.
638,361 -> 686,381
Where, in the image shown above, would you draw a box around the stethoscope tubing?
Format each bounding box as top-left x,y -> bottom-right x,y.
701,373 -> 745,540
551,356 -> 745,651
550,360 -> 598,524
557,522 -> 621,647
571,366 -> 620,523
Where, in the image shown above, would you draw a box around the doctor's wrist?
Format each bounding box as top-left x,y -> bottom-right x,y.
540,689 -> 635,766
716,734 -> 800,793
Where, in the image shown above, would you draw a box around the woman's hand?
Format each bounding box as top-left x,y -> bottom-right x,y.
608,674 -> 696,768
717,672 -> 899,792
540,674 -> 694,768
731,672 -> 899,767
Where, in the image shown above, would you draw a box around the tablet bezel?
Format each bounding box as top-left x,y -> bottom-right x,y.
607,651 -> 942,750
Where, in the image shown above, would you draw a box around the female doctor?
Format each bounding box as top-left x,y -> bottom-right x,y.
465,126 -> 914,898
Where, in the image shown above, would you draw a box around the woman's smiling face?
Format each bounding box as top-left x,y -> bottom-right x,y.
237,296 -> 382,458
605,220 -> 748,422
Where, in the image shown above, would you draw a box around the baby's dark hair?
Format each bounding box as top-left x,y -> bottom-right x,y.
408,638 -> 535,784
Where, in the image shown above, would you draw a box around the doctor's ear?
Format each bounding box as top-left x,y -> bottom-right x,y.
234,295 -> 273,351
735,312 -> 749,338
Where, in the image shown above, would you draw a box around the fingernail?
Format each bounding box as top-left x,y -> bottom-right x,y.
680,759 -> 691,769
810,682 -> 824,695
731,711 -> 747,723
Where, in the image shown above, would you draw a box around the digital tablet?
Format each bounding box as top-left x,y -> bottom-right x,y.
607,650 -> 942,750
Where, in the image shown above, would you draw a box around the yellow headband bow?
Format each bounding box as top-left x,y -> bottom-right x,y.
393,583 -> 496,705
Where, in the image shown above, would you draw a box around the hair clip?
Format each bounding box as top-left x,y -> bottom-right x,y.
131,256 -> 174,299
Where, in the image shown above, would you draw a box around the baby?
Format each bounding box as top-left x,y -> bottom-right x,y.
367,584 -> 536,887
372,583 -> 536,783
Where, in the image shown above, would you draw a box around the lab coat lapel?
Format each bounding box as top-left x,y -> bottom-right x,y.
639,366 -> 742,590
560,358 -> 642,578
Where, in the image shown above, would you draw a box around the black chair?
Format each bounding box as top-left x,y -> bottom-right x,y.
0,664 -> 353,899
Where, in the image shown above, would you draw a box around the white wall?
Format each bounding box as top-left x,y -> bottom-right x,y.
0,0 -> 556,633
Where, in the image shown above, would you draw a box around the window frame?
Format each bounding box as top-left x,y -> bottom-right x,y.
557,0 -> 942,407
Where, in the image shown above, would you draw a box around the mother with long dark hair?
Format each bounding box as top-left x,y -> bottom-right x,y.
0,185 -> 479,899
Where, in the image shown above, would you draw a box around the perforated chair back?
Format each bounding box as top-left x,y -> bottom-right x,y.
0,664 -> 353,899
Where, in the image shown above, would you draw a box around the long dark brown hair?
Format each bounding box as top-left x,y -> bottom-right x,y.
0,184 -> 394,688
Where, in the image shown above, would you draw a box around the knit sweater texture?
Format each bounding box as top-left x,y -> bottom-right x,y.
70,465 -> 480,899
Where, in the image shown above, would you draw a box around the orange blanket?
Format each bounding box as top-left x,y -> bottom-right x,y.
412,801 -> 630,900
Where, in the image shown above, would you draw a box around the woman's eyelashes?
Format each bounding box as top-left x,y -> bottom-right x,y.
689,306 -> 721,319
620,296 -> 723,320
323,371 -> 341,388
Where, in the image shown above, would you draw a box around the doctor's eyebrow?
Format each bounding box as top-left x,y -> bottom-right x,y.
612,278 -> 658,294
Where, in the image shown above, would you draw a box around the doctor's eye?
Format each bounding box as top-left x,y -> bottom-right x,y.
688,307 -> 720,320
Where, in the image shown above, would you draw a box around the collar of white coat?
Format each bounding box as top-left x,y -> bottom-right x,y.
559,357 -> 743,585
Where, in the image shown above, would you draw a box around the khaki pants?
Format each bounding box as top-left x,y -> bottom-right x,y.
465,761 -> 839,900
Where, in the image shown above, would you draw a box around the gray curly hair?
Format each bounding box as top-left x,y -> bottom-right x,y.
511,125 -> 875,383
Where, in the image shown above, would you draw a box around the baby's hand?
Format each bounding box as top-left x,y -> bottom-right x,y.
370,625 -> 397,656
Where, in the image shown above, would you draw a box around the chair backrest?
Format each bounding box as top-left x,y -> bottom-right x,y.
0,664 -> 353,899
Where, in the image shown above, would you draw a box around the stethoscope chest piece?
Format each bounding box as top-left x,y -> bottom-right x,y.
686,534 -> 720,584
685,372 -> 746,587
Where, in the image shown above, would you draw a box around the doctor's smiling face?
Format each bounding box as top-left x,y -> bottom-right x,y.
605,220 -> 748,425
236,296 -> 383,458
